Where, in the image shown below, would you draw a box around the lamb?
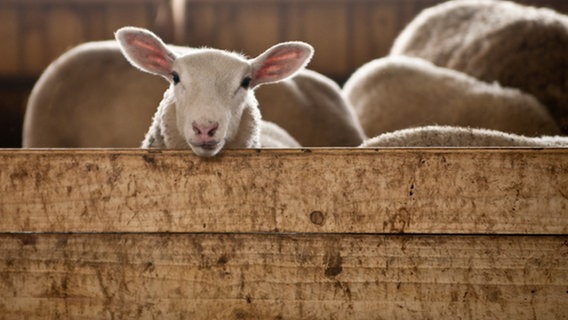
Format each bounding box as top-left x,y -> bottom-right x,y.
360,125 -> 568,147
343,56 -> 561,139
390,0 -> 568,134
113,26 -> 313,156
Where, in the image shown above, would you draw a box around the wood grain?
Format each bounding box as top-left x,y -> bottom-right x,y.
1,149 -> 567,234
1,233 -> 566,319
1,149 -> 567,318
0,7 -> 19,75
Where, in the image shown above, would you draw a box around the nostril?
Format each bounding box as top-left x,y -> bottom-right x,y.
192,125 -> 201,135
208,123 -> 219,137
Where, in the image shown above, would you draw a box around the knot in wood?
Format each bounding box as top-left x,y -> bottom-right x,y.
310,211 -> 325,226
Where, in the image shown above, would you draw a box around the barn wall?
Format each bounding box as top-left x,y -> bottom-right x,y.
179,0 -> 568,81
0,0 -> 169,148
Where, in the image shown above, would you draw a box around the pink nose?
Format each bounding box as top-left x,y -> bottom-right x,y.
192,121 -> 219,141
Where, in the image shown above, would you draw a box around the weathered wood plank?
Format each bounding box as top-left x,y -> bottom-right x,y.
1,149 -> 567,234
0,233 -> 566,319
104,5 -> 156,39
0,1 -> 163,78
212,4 -> 281,56
349,2 -> 399,71
20,7 -> 48,76
46,7 -> 86,60
0,7 -> 19,75
286,3 -> 350,78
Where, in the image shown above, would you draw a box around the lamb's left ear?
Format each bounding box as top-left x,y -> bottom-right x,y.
250,41 -> 314,88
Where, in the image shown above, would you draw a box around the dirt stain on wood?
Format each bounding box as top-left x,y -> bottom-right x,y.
324,251 -> 343,278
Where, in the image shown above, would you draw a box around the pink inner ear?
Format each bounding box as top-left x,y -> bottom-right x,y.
125,36 -> 172,73
134,38 -> 170,69
146,54 -> 170,71
255,65 -> 287,79
131,38 -> 165,55
255,50 -> 304,80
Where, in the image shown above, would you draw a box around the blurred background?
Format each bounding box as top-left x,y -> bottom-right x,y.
1,0 -> 567,148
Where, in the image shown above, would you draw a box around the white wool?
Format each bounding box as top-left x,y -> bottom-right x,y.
390,0 -> 568,133
361,126 -> 568,147
343,56 -> 560,138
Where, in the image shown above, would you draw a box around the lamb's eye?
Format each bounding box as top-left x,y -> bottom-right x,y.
172,71 -> 180,85
240,76 -> 251,89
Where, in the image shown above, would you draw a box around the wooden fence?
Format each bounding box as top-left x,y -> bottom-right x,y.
1,148 -> 567,318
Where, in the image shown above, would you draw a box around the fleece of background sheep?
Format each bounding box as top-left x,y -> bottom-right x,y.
361,125 -> 568,147
343,56 -> 560,138
391,0 -> 568,134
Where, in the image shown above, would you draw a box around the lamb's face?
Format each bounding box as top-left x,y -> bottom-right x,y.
116,27 -> 314,156
171,51 -> 253,157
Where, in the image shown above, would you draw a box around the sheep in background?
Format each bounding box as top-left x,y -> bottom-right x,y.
115,27 -> 312,156
390,0 -> 568,134
343,56 -> 560,139
361,125 -> 568,147
256,69 -> 365,146
22,40 -> 167,148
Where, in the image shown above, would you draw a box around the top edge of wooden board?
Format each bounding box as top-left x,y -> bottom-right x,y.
1,148 -> 567,234
4,146 -> 568,154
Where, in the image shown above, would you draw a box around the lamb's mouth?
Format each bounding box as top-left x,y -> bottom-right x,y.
199,142 -> 219,150
189,140 -> 224,156
197,142 -> 219,150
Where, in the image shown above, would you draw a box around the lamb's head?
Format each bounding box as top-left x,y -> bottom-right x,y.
115,27 -> 313,156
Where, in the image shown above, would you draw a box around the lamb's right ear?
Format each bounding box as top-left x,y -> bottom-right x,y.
249,41 -> 314,88
115,27 -> 176,78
